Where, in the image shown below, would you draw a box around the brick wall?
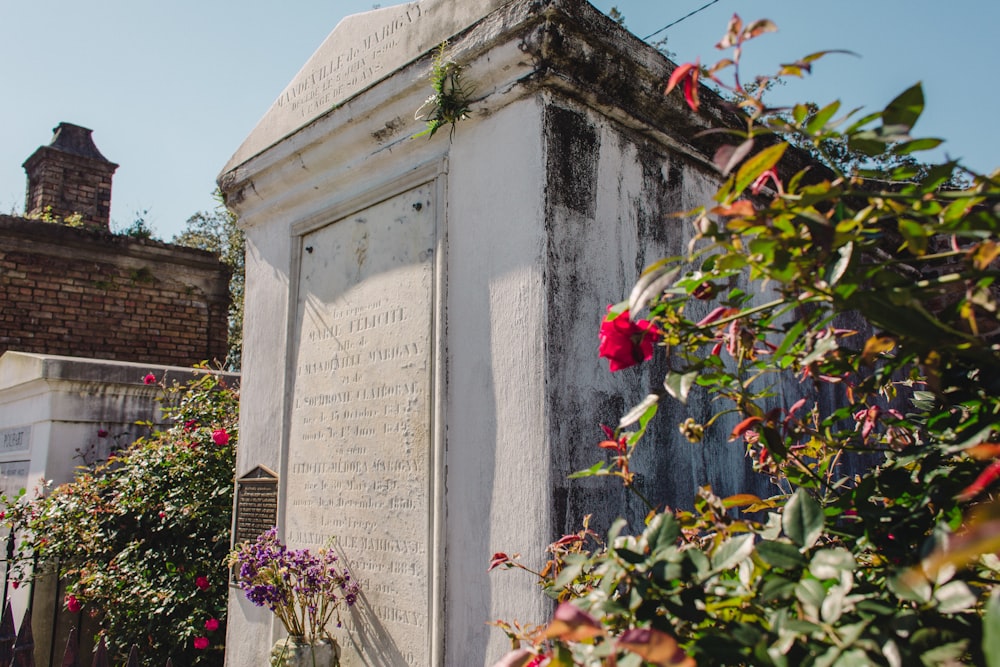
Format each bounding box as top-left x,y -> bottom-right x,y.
23,149 -> 116,230
0,215 -> 230,367
22,124 -> 118,230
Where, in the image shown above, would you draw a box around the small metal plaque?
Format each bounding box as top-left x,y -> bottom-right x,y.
234,466 -> 278,546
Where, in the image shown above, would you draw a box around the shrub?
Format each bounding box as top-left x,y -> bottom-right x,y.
6,370 -> 238,665
493,15 -> 1000,667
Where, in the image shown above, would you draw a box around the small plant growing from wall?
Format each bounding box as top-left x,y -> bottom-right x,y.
414,42 -> 473,139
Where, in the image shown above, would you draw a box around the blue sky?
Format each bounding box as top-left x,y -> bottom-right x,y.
2,1 -> 997,240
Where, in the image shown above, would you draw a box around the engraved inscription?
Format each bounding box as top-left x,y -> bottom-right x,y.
0,461 -> 30,498
275,4 -> 423,119
0,427 -> 30,455
287,185 -> 435,667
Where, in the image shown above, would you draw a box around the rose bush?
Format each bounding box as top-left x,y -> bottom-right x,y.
493,15 -> 1000,667
5,370 -> 238,665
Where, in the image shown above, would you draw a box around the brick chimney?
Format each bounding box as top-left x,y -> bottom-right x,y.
22,123 -> 118,230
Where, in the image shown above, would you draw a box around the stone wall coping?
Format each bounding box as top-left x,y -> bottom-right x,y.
0,214 -> 226,273
0,351 -> 239,392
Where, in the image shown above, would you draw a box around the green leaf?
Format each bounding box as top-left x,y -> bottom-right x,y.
663,370 -> 699,404
984,591 -> 1000,667
806,100 -> 841,136
569,462 -> 610,479
759,574 -> 797,602
712,534 -> 755,572
796,577 -> 826,610
734,143 -> 787,195
827,241 -> 853,286
934,580 -> 977,613
619,394 -> 660,429
645,513 -> 680,552
809,548 -> 855,580
888,573 -> 932,604
628,262 -> 680,318
894,137 -> 943,155
783,489 -> 823,549
756,540 -> 807,570
882,83 -> 924,131
553,555 -> 587,589
898,219 -> 928,255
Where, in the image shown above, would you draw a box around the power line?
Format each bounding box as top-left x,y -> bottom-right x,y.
642,0 -> 723,41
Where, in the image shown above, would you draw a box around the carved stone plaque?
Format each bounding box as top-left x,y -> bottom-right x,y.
287,183 -> 436,666
234,466 -> 279,546
0,426 -> 30,455
0,461 -> 30,498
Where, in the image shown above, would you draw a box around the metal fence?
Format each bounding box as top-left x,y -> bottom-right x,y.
0,602 -> 173,667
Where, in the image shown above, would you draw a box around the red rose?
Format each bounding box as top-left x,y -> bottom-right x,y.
65,595 -> 82,613
205,618 -> 219,632
598,307 -> 661,372
211,429 -> 229,446
193,637 -> 209,650
97,429 -> 109,438
195,576 -> 210,591
143,373 -> 156,385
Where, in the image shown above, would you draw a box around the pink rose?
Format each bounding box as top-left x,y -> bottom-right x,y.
65,595 -> 81,613
598,307 -> 661,372
143,373 -> 156,385
205,617 -> 219,632
195,576 -> 210,591
193,637 -> 209,650
211,429 -> 229,446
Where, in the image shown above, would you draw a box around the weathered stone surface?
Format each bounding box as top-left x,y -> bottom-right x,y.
220,1 -> 788,666
287,185 -> 436,667
224,0 -> 514,172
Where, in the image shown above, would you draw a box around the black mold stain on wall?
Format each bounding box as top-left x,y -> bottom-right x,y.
545,105 -> 599,217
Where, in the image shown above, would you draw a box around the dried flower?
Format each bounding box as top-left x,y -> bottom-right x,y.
228,528 -> 360,641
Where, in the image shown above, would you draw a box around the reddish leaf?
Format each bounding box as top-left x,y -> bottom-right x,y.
488,552 -> 514,572
958,460 -> 1000,502
730,416 -> 763,441
665,62 -> 697,95
713,139 -> 755,176
967,444 -> 1000,461
696,306 -> 739,327
617,627 -> 696,667
710,200 -> 756,218
665,61 -> 700,112
742,19 -> 777,40
715,14 -> 743,49
491,649 -> 535,667
682,72 -> 700,112
541,603 -> 604,642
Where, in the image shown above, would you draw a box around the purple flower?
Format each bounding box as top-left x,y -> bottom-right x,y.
228,528 -> 361,641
